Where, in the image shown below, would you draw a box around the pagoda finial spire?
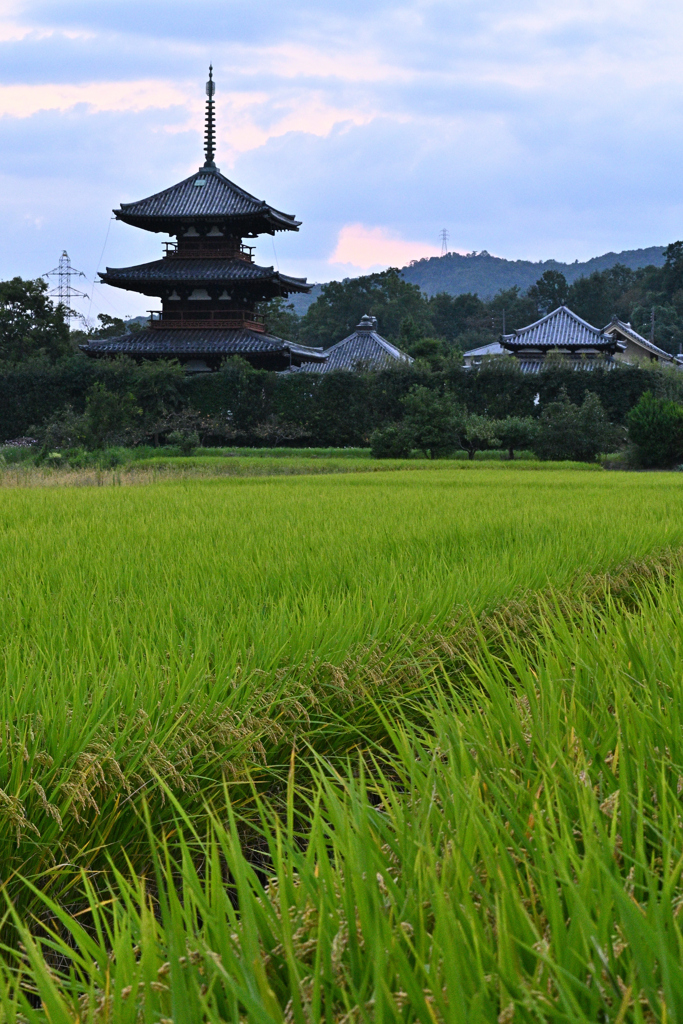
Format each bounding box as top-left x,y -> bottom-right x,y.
204,65 -> 216,169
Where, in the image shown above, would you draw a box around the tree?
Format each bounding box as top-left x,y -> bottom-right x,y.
495,416 -> 538,459
456,413 -> 501,460
0,277 -> 71,362
534,389 -> 618,462
298,269 -> 429,348
427,291 -> 488,343
626,391 -> 683,467
257,298 -> 302,342
369,422 -> 414,458
567,265 -> 636,329
401,385 -> 458,458
663,241 -> 683,300
130,359 -> 186,434
398,317 -> 446,366
84,381 -> 142,447
70,314 -> 144,348
407,338 -> 446,366
488,287 -> 538,334
527,270 -> 569,317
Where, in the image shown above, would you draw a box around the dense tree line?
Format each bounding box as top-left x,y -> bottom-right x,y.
261,241 -> 683,356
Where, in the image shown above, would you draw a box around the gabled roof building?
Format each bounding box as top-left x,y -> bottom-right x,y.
501,306 -> 622,359
81,68 -> 325,372
464,305 -> 683,372
603,316 -> 676,365
462,341 -> 508,368
292,315 -> 413,373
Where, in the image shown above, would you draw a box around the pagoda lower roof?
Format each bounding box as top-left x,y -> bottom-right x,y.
115,166 -> 300,235
99,258 -> 310,296
79,327 -> 326,362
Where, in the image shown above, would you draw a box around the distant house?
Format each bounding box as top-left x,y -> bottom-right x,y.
603,316 -> 677,365
462,341 -> 509,368
293,315 -> 413,373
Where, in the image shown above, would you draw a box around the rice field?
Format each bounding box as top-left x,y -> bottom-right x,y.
2,465 -> 683,1021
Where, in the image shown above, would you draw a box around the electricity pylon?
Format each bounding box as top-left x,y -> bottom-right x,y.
44,251 -> 89,322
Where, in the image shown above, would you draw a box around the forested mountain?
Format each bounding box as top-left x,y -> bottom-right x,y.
401,246 -> 667,299
287,246 -> 667,315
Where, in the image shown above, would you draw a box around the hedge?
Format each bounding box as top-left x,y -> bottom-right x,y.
0,354 -> 675,447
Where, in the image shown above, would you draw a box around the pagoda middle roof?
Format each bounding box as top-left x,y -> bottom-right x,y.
115,167 -> 301,234
99,258 -> 310,295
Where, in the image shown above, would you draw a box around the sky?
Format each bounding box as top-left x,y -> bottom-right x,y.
1,0 -> 683,322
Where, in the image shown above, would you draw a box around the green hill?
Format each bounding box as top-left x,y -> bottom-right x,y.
401,246 -> 666,299
288,246 -> 667,314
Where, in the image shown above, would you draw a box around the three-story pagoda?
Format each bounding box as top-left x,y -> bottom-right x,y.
81,68 -> 325,371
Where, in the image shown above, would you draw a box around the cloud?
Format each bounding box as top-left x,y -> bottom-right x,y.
329,224 -> 440,272
2,0 -> 683,298
0,79 -> 191,117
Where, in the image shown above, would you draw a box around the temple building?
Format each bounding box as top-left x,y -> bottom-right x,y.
462,306 -> 682,371
81,68 -> 326,372
603,316 -> 677,365
499,306 -> 623,372
291,315 -> 413,373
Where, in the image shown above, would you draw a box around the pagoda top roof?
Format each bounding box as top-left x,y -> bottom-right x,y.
115,167 -> 301,235
99,257 -> 310,295
501,306 -> 617,351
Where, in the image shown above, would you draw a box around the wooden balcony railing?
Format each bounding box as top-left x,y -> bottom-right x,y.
149,310 -> 265,332
162,242 -> 255,262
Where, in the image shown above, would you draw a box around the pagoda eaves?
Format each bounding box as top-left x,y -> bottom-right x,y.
80,328 -> 326,369
114,166 -> 301,237
100,258 -> 309,299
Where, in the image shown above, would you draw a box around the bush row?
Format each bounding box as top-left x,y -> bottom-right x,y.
3,354 -> 681,449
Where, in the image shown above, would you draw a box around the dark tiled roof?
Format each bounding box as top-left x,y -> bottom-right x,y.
502,306 -> 616,351
604,317 -> 674,361
115,167 -> 300,233
463,341 -> 507,358
517,359 -> 617,374
294,315 -> 413,373
79,328 -> 326,360
99,258 -> 309,293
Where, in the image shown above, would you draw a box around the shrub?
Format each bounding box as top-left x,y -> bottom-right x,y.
166,428 -> 200,454
534,389 -> 619,462
626,391 -> 683,467
369,422 -> 414,459
39,404 -> 89,449
401,385 -> 458,457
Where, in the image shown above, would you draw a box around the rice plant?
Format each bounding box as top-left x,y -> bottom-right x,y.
1,466 -> 683,1019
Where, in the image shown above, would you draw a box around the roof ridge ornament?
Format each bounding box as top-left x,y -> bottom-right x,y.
204,65 -> 217,170
356,313 -> 376,331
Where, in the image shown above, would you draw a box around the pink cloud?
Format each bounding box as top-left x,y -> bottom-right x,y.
330,223 -> 440,270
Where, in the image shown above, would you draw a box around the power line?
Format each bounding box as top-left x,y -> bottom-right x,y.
87,216 -> 114,326
44,251 -> 89,322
